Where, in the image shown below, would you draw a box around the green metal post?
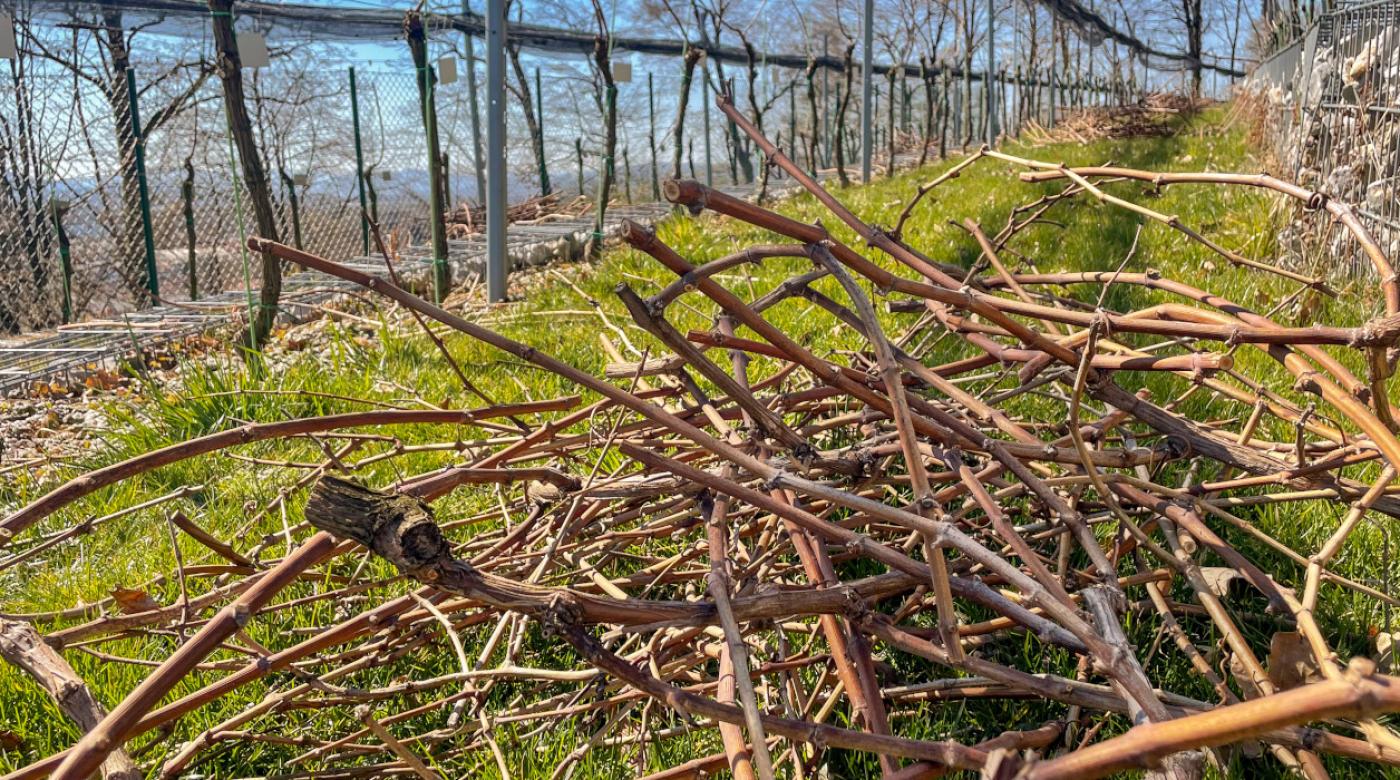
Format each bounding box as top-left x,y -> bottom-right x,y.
576,138 -> 584,194
822,34 -> 831,168
349,67 -> 370,255
49,199 -> 72,324
788,85 -> 796,162
647,72 -> 660,201
280,169 -> 303,250
623,145 -> 632,203
702,70 -> 713,187
125,67 -> 159,303
534,67 -> 551,195
181,159 -> 198,300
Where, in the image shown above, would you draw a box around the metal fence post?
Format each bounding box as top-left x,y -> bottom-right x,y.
648,71 -> 660,200
125,67 -> 159,304
702,67 -> 713,187
279,169 -> 303,250
860,0 -> 873,183
534,67 -> 551,195
181,159 -> 198,300
349,67 -> 370,256
49,199 -> 73,324
788,83 -> 796,164
486,0 -> 507,302
822,34 -> 831,168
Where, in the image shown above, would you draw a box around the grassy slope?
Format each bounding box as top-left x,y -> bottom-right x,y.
3,105 -> 1397,778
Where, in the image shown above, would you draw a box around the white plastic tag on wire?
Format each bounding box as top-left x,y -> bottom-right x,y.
0,13 -> 17,60
236,31 -> 269,68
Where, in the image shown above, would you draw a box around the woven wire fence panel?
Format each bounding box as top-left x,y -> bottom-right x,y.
0,68 -> 71,334
1249,0 -> 1400,280
140,57 -> 249,309
0,17 -> 238,332
0,44 -> 187,331
352,69 -> 434,254
0,4 -> 1123,344
138,50 -> 435,307
0,14 -> 448,338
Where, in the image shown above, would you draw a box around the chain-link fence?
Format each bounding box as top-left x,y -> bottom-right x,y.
0,4 -> 1127,339
0,20 -> 452,332
1248,0 -> 1400,277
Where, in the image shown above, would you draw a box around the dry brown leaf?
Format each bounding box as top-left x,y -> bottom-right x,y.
1268,631 -> 1323,691
111,587 -> 161,614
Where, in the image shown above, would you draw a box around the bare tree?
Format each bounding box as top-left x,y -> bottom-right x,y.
1216,0 -> 1253,88
641,0 -> 702,181
209,0 -> 280,348
915,3 -> 951,166
687,0 -> 754,184
585,0 -> 617,260
245,52 -> 347,257
833,41 -> 856,186
874,0 -> 930,171
0,19 -> 56,332
957,0 -> 980,148
1176,0 -> 1204,96
724,27 -> 798,200
505,1 -> 551,195
21,8 -> 210,310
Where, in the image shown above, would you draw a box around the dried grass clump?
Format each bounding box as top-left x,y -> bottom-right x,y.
1024,92 -> 1206,145
445,192 -> 595,237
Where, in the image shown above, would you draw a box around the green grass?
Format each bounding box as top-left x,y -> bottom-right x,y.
3,105 -> 1398,778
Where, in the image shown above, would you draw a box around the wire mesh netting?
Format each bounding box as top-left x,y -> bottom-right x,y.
0,3 -> 1126,346
0,17 -> 443,333
1248,0 -> 1400,278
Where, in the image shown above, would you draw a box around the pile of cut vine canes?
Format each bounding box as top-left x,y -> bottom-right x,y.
7,95 -> 1400,780
1022,92 -> 1204,145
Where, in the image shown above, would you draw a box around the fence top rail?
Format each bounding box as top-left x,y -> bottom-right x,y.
1254,22 -> 1318,72
1334,0 -> 1400,11
9,0 -> 1105,85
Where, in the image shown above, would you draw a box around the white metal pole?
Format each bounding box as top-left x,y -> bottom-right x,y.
486,0 -> 507,302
